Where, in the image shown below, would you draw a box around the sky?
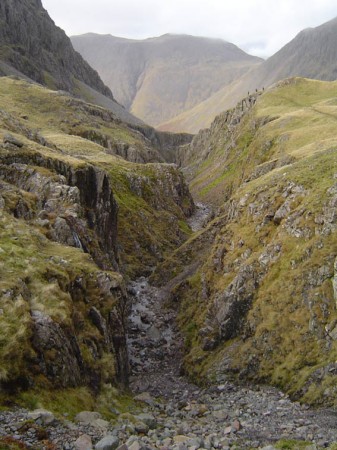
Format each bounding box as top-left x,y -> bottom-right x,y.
41,0 -> 337,58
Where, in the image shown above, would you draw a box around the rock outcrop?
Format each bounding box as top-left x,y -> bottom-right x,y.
153,78 -> 337,406
0,0 -> 112,98
0,78 -> 194,396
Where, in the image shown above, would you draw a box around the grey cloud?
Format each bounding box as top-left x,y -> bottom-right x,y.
42,0 -> 337,57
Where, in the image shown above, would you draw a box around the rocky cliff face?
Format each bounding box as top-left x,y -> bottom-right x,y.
0,0 -> 112,98
0,78 -> 194,398
153,78 -> 337,405
0,0 -> 149,127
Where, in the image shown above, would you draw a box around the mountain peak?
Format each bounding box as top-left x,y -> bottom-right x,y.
0,0 -> 112,98
71,32 -> 261,127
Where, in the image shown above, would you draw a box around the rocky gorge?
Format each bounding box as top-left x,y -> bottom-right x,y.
2,23 -> 337,450
2,271 -> 337,449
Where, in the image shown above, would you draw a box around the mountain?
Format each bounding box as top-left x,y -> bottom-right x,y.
0,0 -> 145,125
71,33 -> 262,128
160,16 -> 337,133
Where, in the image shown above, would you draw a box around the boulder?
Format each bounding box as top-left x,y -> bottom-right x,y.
74,434 -> 93,450
95,435 -> 119,450
27,409 -> 55,425
4,133 -> 24,148
75,411 -> 102,425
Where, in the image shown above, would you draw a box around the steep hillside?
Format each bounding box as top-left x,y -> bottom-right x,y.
153,78 -> 337,405
0,0 -> 145,126
71,33 -> 262,128
161,16 -> 337,133
0,77 -> 194,407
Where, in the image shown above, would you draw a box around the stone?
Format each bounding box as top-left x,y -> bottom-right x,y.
197,404 -> 208,416
51,217 -> 77,247
224,426 -> 232,435
95,435 -> 119,450
128,441 -> 143,450
232,419 -> 242,431
75,411 -> 102,425
74,434 -> 93,450
27,409 -> 55,425
135,413 -> 157,429
173,435 -> 190,444
213,410 -> 228,421
4,133 -> 24,148
134,392 -> 154,405
134,420 -> 149,434
273,200 -> 291,224
147,325 -> 161,340
92,418 -> 110,429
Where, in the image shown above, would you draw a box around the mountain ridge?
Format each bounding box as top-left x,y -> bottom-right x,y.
72,16 -> 337,133
71,32 -> 262,127
160,15 -> 337,132
0,0 -> 147,126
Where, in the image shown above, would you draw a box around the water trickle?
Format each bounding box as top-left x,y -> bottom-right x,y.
72,231 -> 83,250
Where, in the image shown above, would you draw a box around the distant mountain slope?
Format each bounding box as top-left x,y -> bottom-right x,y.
160,16 -> 337,133
71,33 -> 262,127
0,0 -> 143,125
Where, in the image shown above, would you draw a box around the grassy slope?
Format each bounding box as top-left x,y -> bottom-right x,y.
0,77 -> 193,277
0,77 -> 193,412
156,78 -> 337,405
158,18 -> 337,134
188,78 -> 337,206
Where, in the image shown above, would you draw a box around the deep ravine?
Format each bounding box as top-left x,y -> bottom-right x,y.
122,204 -> 337,449
2,206 -> 337,449
127,278 -> 199,400
123,277 -> 337,450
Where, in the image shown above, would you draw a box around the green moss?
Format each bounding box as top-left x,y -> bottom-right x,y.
42,71 -> 57,90
178,220 -> 192,235
18,387 -> 95,419
11,384 -> 137,421
274,439 -> 312,449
